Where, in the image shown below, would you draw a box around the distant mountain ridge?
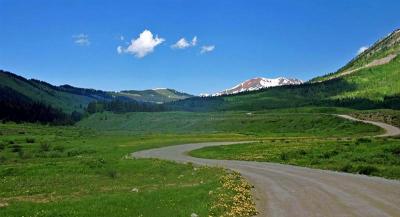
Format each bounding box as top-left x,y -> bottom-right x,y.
0,70 -> 192,113
118,88 -> 193,104
203,77 -> 303,96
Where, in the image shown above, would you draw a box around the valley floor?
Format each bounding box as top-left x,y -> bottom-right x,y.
0,109 -> 399,216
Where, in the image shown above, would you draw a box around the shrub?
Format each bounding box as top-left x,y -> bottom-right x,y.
340,163 -> 353,172
82,158 -> 106,169
10,144 -> 22,153
0,143 -> 5,151
25,138 -> 35,143
356,138 -> 372,144
39,143 -> 51,152
386,146 -> 400,155
321,150 -> 339,159
296,149 -> 307,156
0,155 -> 6,164
18,149 -> 24,158
280,152 -> 288,161
53,145 -> 65,152
47,151 -> 63,158
8,140 -> 15,145
66,148 -> 95,157
106,169 -> 117,179
356,165 -> 378,175
0,168 -> 15,176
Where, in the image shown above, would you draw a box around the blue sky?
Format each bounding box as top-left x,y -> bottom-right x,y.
1,0 -> 399,95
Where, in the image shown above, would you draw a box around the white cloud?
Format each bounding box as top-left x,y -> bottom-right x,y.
357,46 -> 368,55
200,45 -> 215,54
191,36 -> 197,46
117,30 -> 165,58
73,34 -> 90,46
117,46 -> 123,54
171,36 -> 198,49
172,38 -> 190,49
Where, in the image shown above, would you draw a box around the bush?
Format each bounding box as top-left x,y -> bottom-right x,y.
106,169 -> 117,179
0,155 -> 6,164
47,151 -> 64,158
356,165 -> 378,175
82,158 -> 106,169
386,146 -> 400,155
18,149 -> 24,158
0,168 -> 15,176
39,143 -> 51,152
10,144 -> 22,153
321,150 -> 339,159
53,145 -> 65,152
356,138 -> 372,144
280,152 -> 288,161
25,138 -> 35,143
66,148 -> 95,157
340,163 -> 353,172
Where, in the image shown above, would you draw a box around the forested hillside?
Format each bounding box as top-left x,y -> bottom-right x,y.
0,70 -> 116,113
117,88 -> 193,103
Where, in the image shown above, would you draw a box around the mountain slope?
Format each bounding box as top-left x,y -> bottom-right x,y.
117,88 -> 193,103
312,29 -> 400,82
210,77 -> 302,96
0,70 -> 112,113
0,71 -> 192,114
169,29 -> 400,111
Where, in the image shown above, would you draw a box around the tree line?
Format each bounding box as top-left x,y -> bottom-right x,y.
86,100 -> 166,114
0,86 -> 82,124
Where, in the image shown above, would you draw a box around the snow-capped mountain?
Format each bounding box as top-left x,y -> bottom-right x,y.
204,77 -> 303,96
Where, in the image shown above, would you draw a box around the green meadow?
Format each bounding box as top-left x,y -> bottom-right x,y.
0,123 -> 253,217
0,109 -> 393,216
190,137 -> 400,179
77,110 -> 381,137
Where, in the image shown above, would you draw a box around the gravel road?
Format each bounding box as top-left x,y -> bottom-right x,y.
132,116 -> 400,217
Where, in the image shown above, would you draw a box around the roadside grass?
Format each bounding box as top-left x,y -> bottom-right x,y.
190,137 -> 400,179
190,138 -> 400,179
350,109 -> 400,127
77,111 -> 382,137
0,123 -> 251,217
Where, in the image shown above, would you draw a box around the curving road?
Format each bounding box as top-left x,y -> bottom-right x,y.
132,116 -> 400,217
337,114 -> 400,137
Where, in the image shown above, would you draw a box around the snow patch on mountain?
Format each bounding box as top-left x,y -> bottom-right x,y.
201,77 -> 303,96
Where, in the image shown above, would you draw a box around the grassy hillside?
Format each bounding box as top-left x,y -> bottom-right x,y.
190,137 -> 400,179
77,111 -> 381,137
169,39 -> 400,111
118,88 -> 193,103
0,71 -> 104,113
0,71 -> 192,115
312,29 -> 400,82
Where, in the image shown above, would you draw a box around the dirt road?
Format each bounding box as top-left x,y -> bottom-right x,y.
337,114 -> 400,137
132,116 -> 400,217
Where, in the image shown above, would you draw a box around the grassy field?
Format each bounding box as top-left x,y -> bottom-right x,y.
77,111 -> 381,137
190,137 -> 400,179
0,110 -> 390,216
0,123 -> 255,217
